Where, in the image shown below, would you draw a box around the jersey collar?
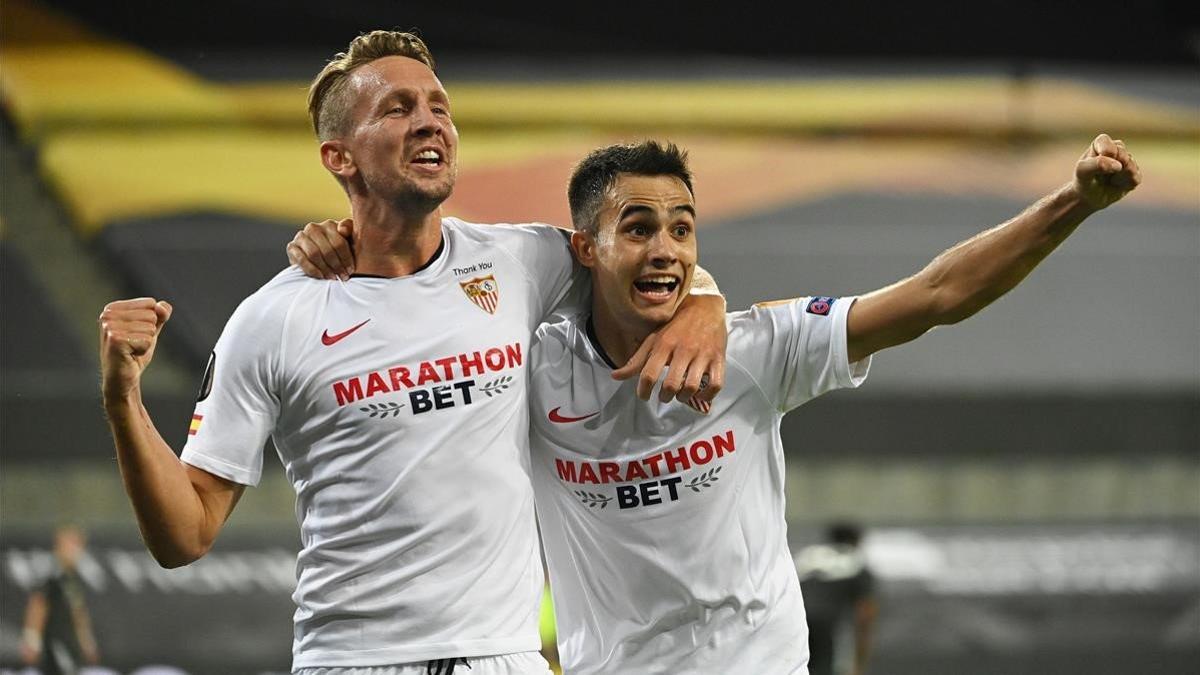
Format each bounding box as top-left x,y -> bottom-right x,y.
585,314 -> 619,370
348,234 -> 446,279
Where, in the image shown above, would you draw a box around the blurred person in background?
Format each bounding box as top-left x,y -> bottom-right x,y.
20,525 -> 100,675
97,30 -> 725,675
291,132 -> 1140,673
795,522 -> 878,675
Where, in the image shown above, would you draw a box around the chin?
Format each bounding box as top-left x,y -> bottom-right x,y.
398,181 -> 454,211
633,306 -> 677,329
424,183 -> 454,203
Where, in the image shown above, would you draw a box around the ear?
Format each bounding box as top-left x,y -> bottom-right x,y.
319,140 -> 356,180
570,230 -> 596,269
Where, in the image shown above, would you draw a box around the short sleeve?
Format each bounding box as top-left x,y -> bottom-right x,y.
180,293 -> 282,486
729,296 -> 871,412
493,224 -> 590,326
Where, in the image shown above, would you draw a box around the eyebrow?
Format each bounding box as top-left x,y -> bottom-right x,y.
374,88 -> 411,110
618,204 -> 697,221
376,87 -> 451,110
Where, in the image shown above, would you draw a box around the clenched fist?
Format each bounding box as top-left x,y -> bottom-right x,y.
99,298 -> 172,402
1072,133 -> 1141,211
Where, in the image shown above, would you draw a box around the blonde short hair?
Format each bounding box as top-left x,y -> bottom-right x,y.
308,30 -> 436,140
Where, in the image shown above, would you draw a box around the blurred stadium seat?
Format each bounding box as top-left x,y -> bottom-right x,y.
0,242 -> 90,372
97,213 -> 298,366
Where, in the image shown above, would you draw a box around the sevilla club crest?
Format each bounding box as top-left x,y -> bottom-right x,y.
460,275 -> 500,314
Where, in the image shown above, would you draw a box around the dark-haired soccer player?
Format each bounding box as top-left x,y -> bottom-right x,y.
291,136 -> 1139,674
520,136 -> 1136,673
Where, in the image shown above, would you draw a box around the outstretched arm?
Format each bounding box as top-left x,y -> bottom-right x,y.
846,133 -> 1141,363
99,299 -> 244,568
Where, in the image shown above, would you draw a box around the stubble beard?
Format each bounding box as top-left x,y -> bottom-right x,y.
386,168 -> 456,217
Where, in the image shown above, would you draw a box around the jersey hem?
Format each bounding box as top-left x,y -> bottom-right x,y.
291,636 -> 543,668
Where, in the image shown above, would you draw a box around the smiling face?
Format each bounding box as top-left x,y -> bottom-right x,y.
322,55 -> 459,212
573,173 -> 698,336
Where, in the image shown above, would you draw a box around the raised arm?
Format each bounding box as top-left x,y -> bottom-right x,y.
99,299 -> 244,568
846,133 -> 1141,363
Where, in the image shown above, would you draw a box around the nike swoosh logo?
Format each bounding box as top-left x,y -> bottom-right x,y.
548,406 -> 599,424
321,319 -> 371,346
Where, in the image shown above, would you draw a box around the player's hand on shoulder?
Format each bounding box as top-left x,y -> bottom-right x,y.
288,218 -> 355,280
613,293 -> 727,407
1072,133 -> 1141,211
98,297 -> 172,399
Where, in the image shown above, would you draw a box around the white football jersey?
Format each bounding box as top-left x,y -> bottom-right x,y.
181,218 -> 586,668
528,297 -> 870,675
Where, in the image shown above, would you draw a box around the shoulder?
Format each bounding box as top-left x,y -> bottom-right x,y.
726,296 -> 857,363
529,316 -> 596,399
222,266 -> 321,334
445,217 -> 565,244
446,217 -> 570,259
243,266 -> 313,303
727,297 -> 845,342
531,315 -> 598,380
732,298 -> 809,326
532,316 -> 581,362
725,301 -> 800,347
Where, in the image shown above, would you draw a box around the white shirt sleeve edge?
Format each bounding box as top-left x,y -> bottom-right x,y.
181,449 -> 261,487
833,296 -> 871,390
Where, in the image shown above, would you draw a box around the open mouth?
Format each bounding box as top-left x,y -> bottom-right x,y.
411,148 -> 444,167
633,275 -> 680,299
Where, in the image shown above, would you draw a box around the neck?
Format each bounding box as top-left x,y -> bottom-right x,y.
350,196 -> 444,277
590,298 -> 661,367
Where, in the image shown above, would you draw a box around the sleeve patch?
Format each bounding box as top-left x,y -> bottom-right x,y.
196,351 -> 216,402
806,297 -> 836,316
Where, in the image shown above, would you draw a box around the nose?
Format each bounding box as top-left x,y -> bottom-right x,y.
647,230 -> 678,268
410,101 -> 441,137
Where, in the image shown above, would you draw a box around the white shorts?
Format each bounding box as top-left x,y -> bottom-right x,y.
293,651 -> 552,675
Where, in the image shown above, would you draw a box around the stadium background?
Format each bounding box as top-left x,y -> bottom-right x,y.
1,1 -> 1197,673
